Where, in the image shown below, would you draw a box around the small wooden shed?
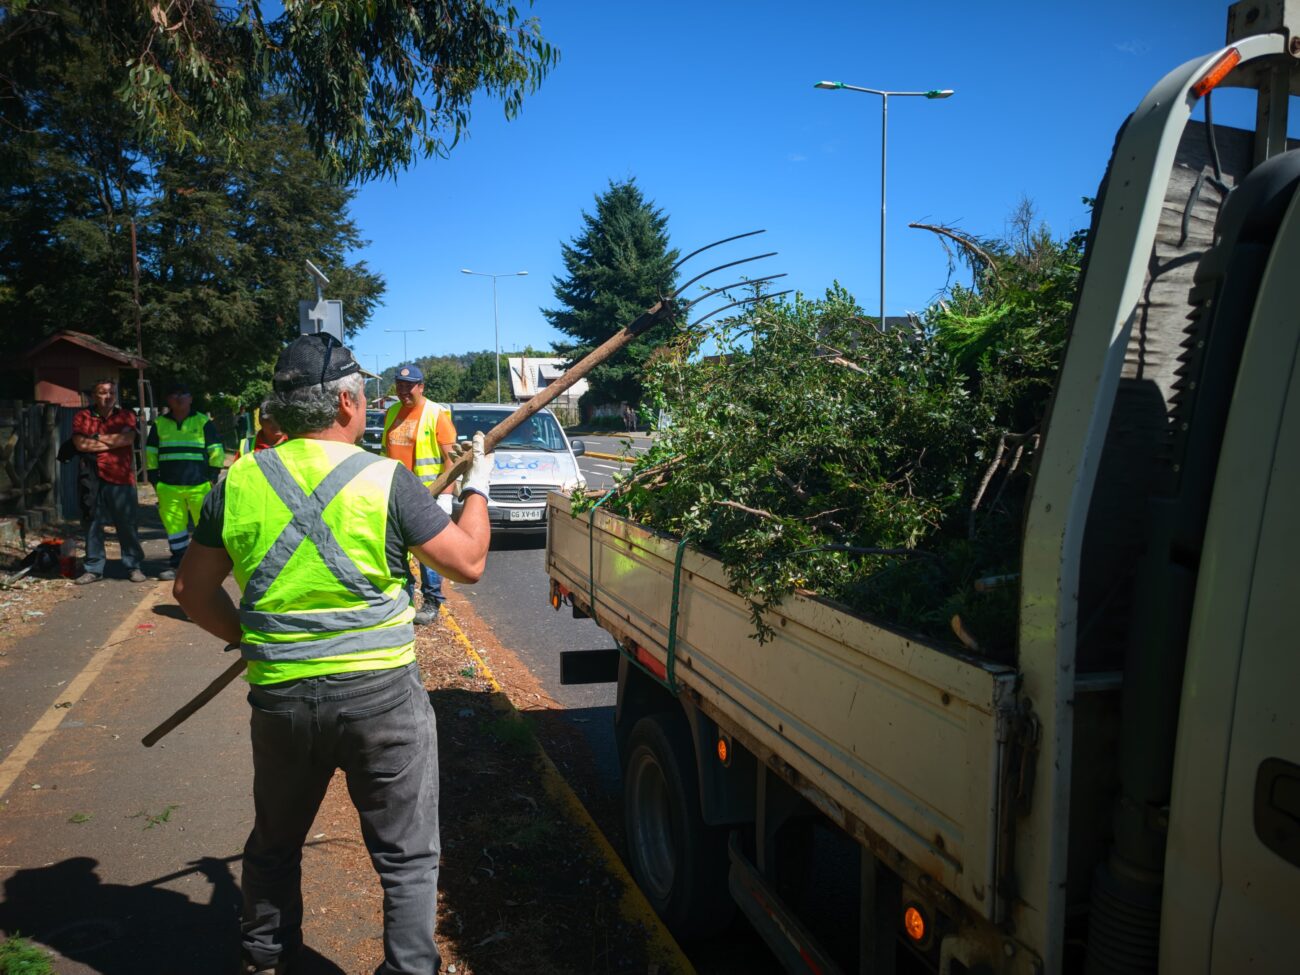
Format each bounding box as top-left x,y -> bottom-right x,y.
19,330 -> 148,406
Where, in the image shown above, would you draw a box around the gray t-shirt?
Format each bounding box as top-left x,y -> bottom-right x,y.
194,458 -> 449,577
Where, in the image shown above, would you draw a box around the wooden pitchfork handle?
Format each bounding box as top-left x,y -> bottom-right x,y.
140,299 -> 677,748
142,652 -> 245,747
426,300 -> 674,496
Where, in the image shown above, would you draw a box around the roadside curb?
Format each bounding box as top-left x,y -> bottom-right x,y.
583,450 -> 635,463
439,605 -> 698,975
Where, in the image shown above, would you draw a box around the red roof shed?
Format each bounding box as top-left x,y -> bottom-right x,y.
19,331 -> 148,406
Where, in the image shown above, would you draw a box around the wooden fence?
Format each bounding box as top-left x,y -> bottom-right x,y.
0,400 -> 69,530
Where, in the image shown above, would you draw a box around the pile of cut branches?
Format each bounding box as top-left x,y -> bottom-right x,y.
577,212 -> 1084,656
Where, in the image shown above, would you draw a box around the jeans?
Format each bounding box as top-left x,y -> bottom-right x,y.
406,560 -> 445,606
83,482 -> 145,575
241,664 -> 441,974
406,495 -> 450,607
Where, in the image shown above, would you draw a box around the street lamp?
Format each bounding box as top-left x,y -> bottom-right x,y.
385,328 -> 425,363
814,81 -> 954,326
461,269 -> 529,403
361,352 -> 388,400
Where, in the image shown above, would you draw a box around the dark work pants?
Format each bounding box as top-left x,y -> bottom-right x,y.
241,663 -> 441,974
83,481 -> 145,576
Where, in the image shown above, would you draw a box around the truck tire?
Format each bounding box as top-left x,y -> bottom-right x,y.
623,713 -> 735,939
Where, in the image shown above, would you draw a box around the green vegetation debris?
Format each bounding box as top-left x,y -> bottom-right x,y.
578,208 -> 1083,657
131,804 -> 180,830
0,935 -> 53,975
68,812 -> 93,824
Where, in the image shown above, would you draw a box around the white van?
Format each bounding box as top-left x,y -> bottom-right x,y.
448,404 -> 586,533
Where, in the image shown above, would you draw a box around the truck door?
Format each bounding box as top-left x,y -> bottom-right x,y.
1210,324 -> 1300,968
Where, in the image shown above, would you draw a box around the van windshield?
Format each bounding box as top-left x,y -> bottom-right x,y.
452,409 -> 567,451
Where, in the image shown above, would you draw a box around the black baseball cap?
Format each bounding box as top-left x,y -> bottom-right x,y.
273,333 -> 361,392
166,381 -> 191,396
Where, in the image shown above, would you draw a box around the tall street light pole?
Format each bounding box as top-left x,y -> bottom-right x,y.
814,81 -> 953,327
461,268 -> 529,404
362,352 -> 388,400
385,328 -> 425,363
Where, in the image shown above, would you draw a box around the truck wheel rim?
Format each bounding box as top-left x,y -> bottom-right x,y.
629,750 -> 676,902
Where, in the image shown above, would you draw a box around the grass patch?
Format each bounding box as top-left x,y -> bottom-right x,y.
485,715 -> 535,755
0,935 -> 53,975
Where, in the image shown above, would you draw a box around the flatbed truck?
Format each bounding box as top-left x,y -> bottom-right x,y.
547,4 -> 1300,970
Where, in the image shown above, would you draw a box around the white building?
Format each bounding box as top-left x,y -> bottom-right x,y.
505,357 -> 588,421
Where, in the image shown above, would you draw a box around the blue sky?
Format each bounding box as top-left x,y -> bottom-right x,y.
343,1 -> 1283,370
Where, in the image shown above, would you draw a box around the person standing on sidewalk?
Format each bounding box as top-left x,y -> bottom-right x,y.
174,333 -> 493,975
146,382 -> 224,581
70,378 -> 146,584
235,402 -> 288,460
381,364 -> 458,624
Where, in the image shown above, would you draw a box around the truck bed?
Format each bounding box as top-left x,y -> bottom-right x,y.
546,495 -> 1019,920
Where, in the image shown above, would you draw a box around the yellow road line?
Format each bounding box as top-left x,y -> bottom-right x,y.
439,608 -> 698,975
0,585 -> 165,800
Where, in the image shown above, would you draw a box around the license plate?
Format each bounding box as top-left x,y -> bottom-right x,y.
508,508 -> 544,522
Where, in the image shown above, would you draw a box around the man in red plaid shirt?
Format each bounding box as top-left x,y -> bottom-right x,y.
71,378 -> 146,583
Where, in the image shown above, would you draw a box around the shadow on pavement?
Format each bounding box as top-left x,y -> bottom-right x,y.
0,855 -> 344,975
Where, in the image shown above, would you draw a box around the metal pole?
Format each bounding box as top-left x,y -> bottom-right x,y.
493,274 -> 501,404
880,93 -> 888,328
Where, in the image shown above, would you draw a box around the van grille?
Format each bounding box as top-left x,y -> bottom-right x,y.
489,484 -> 560,503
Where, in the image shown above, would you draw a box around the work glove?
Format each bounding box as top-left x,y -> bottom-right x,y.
459,431 -> 491,501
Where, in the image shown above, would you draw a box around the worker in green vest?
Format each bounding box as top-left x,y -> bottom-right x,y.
174,333 -> 491,975
145,381 -> 224,581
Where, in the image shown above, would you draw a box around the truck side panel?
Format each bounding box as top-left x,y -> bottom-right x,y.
547,498 -> 1018,920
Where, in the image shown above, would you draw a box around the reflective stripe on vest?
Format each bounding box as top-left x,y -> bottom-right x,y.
382,400 -> 445,484
153,413 -> 216,465
225,443 -> 413,662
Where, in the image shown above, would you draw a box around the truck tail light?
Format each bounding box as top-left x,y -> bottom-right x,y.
717,734 -> 731,766
903,904 -> 927,943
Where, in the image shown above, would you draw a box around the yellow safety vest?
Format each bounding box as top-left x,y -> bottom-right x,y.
146,412 -> 223,471
222,438 -> 415,685
381,400 -> 446,488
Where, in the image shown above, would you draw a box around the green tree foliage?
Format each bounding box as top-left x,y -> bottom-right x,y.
0,28 -> 383,403
582,213 -> 1084,654
0,0 -> 558,183
543,179 -> 678,410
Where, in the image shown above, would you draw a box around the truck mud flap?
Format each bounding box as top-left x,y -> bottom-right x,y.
559,648 -> 621,685
727,832 -> 845,975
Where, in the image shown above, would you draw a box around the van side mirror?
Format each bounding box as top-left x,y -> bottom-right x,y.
570,439 -> 585,457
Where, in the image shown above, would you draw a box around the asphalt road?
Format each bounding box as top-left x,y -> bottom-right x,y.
454,432 -> 783,974
451,432 -> 650,806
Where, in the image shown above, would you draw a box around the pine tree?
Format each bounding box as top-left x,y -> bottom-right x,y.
543,179 -> 678,411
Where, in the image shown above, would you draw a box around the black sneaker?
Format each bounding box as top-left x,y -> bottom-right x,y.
413,606 -> 437,625
158,568 -> 177,581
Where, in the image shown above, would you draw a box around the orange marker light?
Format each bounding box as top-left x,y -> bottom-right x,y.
903,905 -> 926,942
1191,48 -> 1241,98
717,737 -> 729,765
